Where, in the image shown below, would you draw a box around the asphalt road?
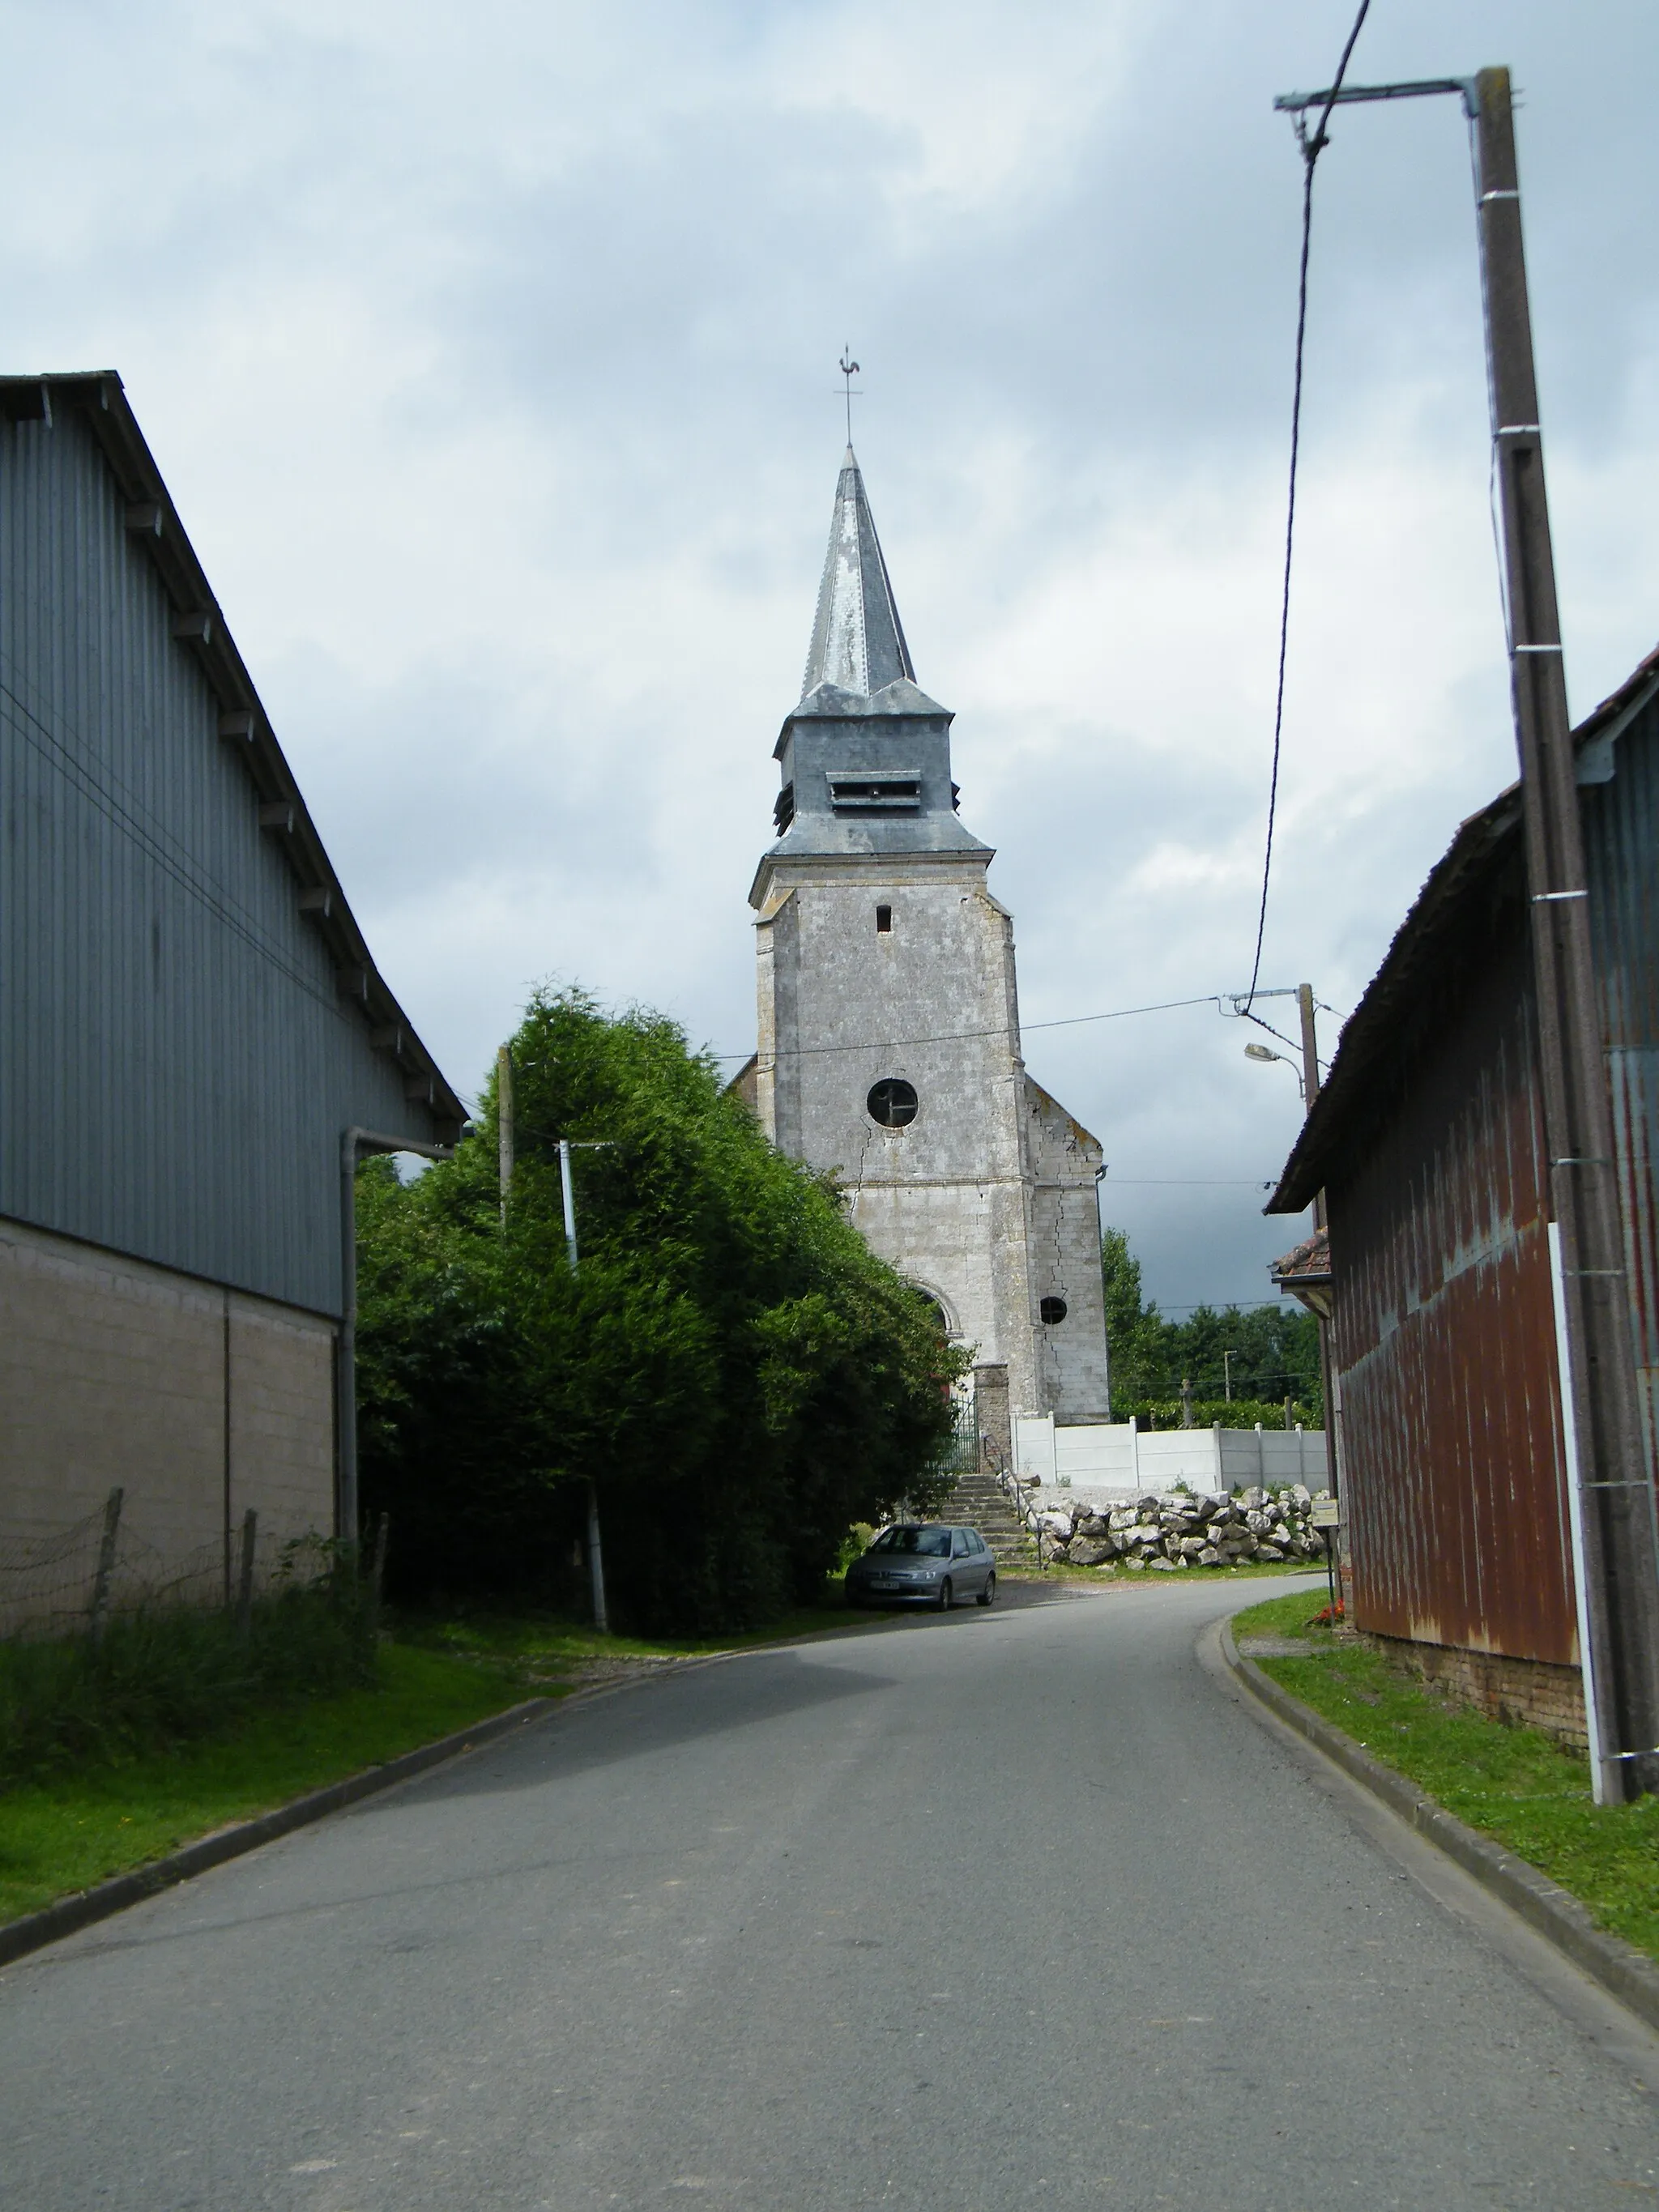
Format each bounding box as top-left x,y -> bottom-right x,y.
3,1574 -> 1658,2210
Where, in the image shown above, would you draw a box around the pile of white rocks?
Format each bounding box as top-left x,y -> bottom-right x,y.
1032,1485 -> 1330,1571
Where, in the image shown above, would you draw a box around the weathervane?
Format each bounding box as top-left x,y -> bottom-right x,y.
838,347 -> 860,443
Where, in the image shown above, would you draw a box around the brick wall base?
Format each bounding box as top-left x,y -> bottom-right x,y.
0,1217 -> 336,1608
1363,1630 -> 1587,1750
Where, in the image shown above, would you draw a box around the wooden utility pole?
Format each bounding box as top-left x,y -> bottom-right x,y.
1294,982 -> 1340,1515
1471,67 -> 1659,1802
1271,66 -> 1659,1799
1295,983 -> 1324,1230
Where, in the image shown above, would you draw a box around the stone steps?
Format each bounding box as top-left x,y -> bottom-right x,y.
949,1474 -> 1034,1562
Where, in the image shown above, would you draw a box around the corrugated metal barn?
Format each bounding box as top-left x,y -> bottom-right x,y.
0,371 -> 465,1583
1269,643 -> 1659,1745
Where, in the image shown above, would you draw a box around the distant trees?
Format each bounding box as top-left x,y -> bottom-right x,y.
1100,1226 -> 1323,1427
356,988 -> 962,1634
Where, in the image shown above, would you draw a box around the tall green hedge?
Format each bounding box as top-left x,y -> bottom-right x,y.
356,989 -> 962,1633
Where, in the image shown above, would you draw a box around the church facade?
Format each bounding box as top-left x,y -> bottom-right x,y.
742,449 -> 1111,1424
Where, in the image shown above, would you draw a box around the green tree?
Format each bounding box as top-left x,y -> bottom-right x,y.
357,987 -> 962,1633
1099,1225 -> 1166,1407
1100,1228 -> 1323,1426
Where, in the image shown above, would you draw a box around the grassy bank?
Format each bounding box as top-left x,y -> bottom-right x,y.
0,1565 -> 380,1788
1233,1589 -> 1659,1962
0,1643 -> 529,1925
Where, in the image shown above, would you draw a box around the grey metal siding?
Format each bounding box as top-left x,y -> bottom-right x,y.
2,410 -> 429,1316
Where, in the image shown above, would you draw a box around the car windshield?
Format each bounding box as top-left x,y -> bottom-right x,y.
871,1526 -> 953,1557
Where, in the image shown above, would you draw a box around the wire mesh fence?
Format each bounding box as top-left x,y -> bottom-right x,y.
0,1492 -> 334,1643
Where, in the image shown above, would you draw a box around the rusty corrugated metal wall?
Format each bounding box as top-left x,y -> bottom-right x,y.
1327,872 -> 1578,1665
1583,689 -> 1659,1507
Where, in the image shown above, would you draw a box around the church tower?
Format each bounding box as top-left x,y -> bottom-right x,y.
745,448 -> 1111,1425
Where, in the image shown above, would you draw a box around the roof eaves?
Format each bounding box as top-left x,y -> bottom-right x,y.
1265,644 -> 1659,1215
1266,784 -> 1525,1213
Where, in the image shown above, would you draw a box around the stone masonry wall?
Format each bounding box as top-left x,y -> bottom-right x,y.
0,1217 -> 336,1579
754,856 -> 1044,1415
1024,1080 -> 1111,1424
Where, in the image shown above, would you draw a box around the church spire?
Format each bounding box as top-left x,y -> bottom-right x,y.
800,447 -> 917,701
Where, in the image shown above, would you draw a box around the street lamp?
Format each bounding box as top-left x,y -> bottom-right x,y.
1243,1039 -> 1307,1102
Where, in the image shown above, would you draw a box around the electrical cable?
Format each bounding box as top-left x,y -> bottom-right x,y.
1245,0 -> 1374,1012
708,989 -> 1286,1065
1239,1008 -> 1300,1055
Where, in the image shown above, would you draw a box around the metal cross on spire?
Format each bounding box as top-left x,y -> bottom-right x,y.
838,347 -> 860,443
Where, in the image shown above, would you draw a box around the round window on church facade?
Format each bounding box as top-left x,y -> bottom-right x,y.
1039,1296 -> 1068,1324
867,1077 -> 919,1128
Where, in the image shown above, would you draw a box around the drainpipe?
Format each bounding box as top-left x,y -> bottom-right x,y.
339,1127 -> 454,1546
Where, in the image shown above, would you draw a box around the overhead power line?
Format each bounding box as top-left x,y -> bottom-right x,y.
1244,0 -> 1374,1012
709,987 -> 1300,1064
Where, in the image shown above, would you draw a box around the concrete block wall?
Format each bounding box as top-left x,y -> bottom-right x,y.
0,1216 -> 335,1584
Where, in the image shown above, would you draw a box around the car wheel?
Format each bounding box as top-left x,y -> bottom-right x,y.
937,1577 -> 953,1611
977,1571 -> 996,1608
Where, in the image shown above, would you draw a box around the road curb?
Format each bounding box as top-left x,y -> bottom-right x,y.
0,1694 -> 557,1971
1221,1618 -> 1659,2037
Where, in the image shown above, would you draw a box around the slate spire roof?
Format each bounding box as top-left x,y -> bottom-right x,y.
754,441 -> 983,884
800,446 -> 917,701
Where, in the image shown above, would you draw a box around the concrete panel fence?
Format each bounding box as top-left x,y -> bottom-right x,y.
1012,1416 -> 1328,1502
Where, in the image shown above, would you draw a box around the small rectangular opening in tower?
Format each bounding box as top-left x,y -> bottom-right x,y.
827,769 -> 921,812
876,904 -> 892,934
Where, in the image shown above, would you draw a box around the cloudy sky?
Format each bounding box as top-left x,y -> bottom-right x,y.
6,0 -> 1657,1311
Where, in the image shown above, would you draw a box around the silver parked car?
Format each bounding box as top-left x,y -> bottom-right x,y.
844,1523 -> 997,1609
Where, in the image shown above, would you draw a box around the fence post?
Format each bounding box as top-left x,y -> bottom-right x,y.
236,1508 -> 258,1644
1212,1421 -> 1223,1494
87,1485 -> 124,1647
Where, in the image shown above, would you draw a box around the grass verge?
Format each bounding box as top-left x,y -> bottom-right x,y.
1233,1590 -> 1659,1962
0,1643 -> 531,1926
